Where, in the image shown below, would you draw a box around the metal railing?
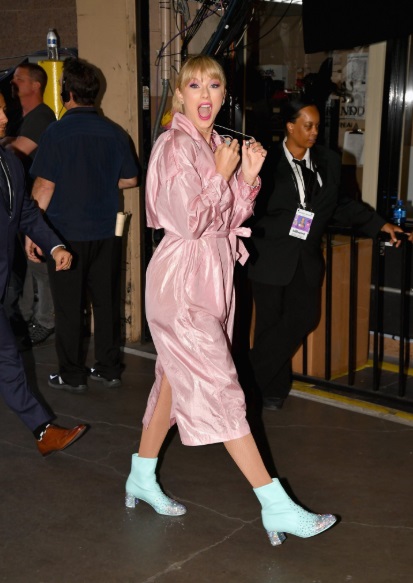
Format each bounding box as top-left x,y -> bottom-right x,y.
293,225 -> 413,412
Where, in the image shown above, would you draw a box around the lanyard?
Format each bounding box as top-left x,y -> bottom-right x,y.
289,160 -> 318,211
290,163 -> 306,208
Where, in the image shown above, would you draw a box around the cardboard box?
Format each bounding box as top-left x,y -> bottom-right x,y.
292,236 -> 372,377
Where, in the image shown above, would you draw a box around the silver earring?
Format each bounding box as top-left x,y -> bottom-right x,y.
222,99 -> 225,106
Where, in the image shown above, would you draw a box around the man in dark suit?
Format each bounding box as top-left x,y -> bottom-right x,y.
0,91 -> 87,455
247,98 -> 408,411
1,63 -> 58,347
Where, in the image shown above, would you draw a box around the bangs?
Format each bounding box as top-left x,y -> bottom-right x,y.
178,56 -> 226,89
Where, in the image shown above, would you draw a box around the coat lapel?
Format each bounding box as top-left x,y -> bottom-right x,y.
311,148 -> 329,202
0,155 -> 13,216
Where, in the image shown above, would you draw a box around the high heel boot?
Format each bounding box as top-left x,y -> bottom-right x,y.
125,454 -> 187,516
253,479 -> 336,546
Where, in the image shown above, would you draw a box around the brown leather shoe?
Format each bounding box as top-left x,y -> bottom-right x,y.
37,424 -> 87,457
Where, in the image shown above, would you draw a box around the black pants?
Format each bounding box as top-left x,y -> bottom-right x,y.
249,260 -> 321,399
47,237 -> 122,385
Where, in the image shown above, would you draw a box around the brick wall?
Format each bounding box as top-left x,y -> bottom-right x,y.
0,0 -> 78,72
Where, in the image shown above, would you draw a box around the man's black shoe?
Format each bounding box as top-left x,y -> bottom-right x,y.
29,320 -> 55,345
263,397 -> 285,410
89,368 -> 121,388
48,374 -> 87,394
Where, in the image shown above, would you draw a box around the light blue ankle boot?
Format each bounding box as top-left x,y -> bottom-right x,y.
125,454 -> 187,516
254,479 -> 336,546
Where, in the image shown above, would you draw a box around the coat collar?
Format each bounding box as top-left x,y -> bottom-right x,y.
0,148 -> 14,217
171,112 -> 220,149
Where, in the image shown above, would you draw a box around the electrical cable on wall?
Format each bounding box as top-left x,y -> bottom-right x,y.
152,0 -> 225,143
172,0 -> 190,25
152,0 -> 258,143
234,0 -> 295,53
201,0 -> 251,56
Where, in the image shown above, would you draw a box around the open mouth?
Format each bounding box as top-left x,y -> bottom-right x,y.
198,104 -> 212,120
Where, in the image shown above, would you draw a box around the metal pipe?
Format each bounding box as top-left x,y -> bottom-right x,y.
398,237 -> 408,396
152,1 -> 172,144
173,5 -> 182,74
152,79 -> 169,144
348,233 -> 357,385
325,230 -> 333,379
160,0 -> 171,80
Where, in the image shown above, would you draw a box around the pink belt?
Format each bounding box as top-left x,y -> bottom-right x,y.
165,227 -> 251,266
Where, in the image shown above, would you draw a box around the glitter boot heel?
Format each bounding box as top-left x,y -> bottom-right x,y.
253,479 -> 336,546
125,454 -> 187,516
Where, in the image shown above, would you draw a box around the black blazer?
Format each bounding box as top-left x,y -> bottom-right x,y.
247,143 -> 385,287
0,146 -> 61,303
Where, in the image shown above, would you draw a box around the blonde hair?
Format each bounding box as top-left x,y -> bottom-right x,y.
172,55 -> 226,114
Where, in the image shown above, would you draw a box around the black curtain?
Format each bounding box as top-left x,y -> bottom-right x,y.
302,0 -> 413,54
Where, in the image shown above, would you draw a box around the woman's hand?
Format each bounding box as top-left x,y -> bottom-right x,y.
215,138 -> 241,182
241,139 -> 267,186
381,222 -> 402,247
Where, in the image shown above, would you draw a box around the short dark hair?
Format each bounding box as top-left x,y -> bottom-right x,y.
281,97 -> 317,128
16,63 -> 48,95
62,58 -> 100,106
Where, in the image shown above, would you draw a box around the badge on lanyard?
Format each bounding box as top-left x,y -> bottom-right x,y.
289,208 -> 314,240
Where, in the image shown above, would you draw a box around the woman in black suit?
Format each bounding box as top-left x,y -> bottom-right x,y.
247,98 -> 406,410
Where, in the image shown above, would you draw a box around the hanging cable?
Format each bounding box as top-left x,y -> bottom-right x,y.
201,0 -> 252,56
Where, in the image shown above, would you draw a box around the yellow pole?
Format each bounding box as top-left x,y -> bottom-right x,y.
38,60 -> 66,119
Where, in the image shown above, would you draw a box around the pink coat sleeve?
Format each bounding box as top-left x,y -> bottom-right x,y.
146,130 -> 260,237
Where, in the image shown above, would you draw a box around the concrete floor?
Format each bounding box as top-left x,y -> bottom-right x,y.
1,338 -> 413,583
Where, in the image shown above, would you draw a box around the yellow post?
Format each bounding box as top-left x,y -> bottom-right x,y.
38,60 -> 66,119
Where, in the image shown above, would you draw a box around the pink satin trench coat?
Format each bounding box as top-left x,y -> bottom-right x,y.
142,113 -> 260,445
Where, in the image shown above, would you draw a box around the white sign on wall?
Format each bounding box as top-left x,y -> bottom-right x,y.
257,64 -> 288,84
340,53 -> 368,121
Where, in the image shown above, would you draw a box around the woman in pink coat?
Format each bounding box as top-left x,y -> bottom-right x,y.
125,55 -> 336,546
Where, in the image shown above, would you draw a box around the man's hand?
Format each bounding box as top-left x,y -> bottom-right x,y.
51,247 -> 72,271
25,235 -> 43,263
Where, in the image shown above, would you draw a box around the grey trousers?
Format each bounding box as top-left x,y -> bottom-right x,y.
19,260 -> 55,329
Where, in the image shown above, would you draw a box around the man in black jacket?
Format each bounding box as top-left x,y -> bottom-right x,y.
0,92 -> 87,455
247,98 -> 408,410
2,63 -> 58,346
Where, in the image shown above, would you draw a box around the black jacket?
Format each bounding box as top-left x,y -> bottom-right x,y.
247,143 -> 385,287
0,146 -> 61,303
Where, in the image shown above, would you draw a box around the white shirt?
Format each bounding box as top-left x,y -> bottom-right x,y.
282,138 -> 322,208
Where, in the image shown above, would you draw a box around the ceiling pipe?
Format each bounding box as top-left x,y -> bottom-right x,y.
152,0 -> 172,143
160,0 -> 171,81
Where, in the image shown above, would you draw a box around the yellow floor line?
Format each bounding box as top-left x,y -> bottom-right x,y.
326,360 -> 413,380
365,359 -> 413,376
125,345 -> 413,427
291,381 -> 413,427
